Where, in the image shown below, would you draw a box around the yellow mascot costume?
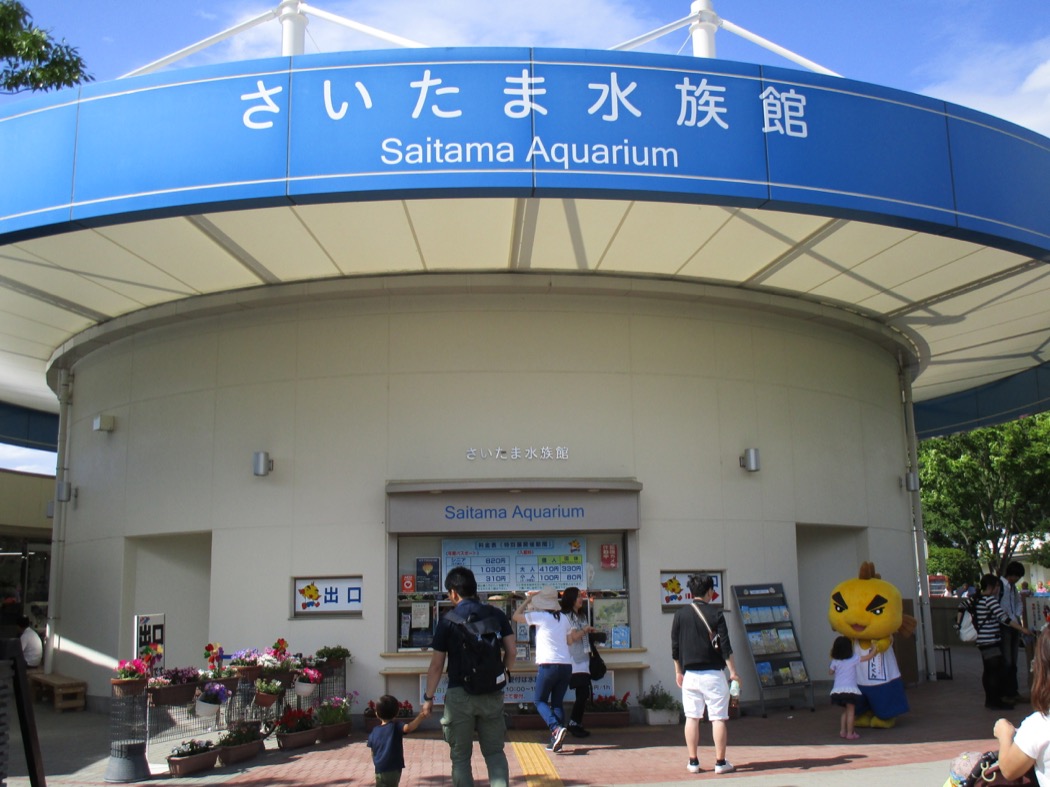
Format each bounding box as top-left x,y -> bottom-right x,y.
828,561 -> 916,728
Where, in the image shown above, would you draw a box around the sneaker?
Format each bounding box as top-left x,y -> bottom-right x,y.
551,726 -> 567,752
714,761 -> 735,774
568,722 -> 590,738
687,758 -> 701,774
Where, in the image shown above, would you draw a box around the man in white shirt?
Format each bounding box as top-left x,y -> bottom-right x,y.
999,562 -> 1026,702
17,615 -> 43,668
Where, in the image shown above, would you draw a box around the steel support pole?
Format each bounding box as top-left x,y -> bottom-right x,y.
278,0 -> 308,57
900,356 -> 938,681
689,0 -> 717,58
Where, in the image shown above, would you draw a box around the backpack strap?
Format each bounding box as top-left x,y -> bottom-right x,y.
691,602 -> 715,636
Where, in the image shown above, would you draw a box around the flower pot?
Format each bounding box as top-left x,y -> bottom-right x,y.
255,691 -> 280,708
167,749 -> 219,776
363,716 -> 381,732
110,677 -> 147,697
586,711 -> 630,727
276,728 -> 318,750
217,739 -> 264,766
319,720 -> 352,741
196,698 -> 221,717
294,681 -> 318,697
148,682 -> 199,706
644,708 -> 680,725
233,665 -> 263,682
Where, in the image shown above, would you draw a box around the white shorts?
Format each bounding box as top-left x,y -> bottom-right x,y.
682,670 -> 730,721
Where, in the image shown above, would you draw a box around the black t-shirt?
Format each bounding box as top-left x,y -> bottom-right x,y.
430,598 -> 513,689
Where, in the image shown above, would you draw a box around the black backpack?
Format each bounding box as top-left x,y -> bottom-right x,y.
446,610 -> 508,695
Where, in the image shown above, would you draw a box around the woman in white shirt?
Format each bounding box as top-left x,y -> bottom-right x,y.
512,586 -> 574,752
992,626 -> 1049,784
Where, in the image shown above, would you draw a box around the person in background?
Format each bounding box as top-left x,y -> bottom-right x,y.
672,574 -> 739,775
423,566 -> 516,787
990,626 -> 1049,784
17,615 -> 42,669
956,574 -> 1031,710
564,587 -> 598,738
512,586 -> 573,753
366,693 -> 429,786
999,562 -> 1026,703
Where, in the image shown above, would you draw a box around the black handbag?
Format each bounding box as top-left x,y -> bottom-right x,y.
959,750 -> 1038,785
588,641 -> 607,680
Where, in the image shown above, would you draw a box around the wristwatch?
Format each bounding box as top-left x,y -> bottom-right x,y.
422,693 -> 433,702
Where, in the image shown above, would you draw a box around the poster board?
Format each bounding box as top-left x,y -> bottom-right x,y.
660,570 -> 725,610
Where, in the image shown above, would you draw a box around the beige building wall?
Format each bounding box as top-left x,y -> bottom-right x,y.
53,283 -> 918,705
0,469 -> 54,535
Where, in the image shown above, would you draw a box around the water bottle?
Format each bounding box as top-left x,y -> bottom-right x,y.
729,679 -> 740,708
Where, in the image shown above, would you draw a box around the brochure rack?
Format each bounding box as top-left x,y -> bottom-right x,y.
731,583 -> 814,717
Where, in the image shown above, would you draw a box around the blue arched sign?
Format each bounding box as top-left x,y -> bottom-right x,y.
2,47 -> 1048,259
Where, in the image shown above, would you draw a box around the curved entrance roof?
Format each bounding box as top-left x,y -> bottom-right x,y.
1,47 -> 1048,441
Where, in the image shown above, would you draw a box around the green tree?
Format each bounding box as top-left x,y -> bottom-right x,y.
1,1 -> 90,93
925,545 -> 980,590
919,413 -> 1050,576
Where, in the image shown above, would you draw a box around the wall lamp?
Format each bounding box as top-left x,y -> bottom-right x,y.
92,414 -> 116,432
739,448 -> 760,472
253,451 -> 273,477
904,471 -> 919,492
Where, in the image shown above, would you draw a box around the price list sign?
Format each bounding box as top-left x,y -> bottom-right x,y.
443,537 -> 587,592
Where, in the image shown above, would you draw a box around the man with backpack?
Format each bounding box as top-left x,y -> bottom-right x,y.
423,566 -> 516,787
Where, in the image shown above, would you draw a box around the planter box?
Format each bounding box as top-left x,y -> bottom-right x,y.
319,720 -> 353,742
233,665 -> 263,682
585,711 -> 630,727
167,749 -> 219,776
148,682 -> 199,706
276,729 -> 318,750
110,678 -> 147,697
644,708 -> 680,725
505,714 -> 548,730
320,657 -> 345,675
218,740 -> 264,766
266,670 -> 296,688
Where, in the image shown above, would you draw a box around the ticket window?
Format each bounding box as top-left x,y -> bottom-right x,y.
395,533 -> 629,654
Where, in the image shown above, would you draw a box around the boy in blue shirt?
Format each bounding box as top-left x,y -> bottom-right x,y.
366,694 -> 428,786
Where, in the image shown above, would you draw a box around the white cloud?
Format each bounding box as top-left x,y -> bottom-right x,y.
0,445 -> 56,476
174,0 -> 676,68
919,38 -> 1050,136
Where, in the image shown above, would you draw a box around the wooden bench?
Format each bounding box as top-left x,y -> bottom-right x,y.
28,672 -> 87,712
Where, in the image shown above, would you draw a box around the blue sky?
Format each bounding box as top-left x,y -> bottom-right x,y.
12,0 -> 1050,134
1,0 -> 1048,474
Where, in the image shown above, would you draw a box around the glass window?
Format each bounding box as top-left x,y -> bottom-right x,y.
395,533 -> 628,654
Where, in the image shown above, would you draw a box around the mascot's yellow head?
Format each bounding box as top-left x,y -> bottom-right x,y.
828,561 -> 904,641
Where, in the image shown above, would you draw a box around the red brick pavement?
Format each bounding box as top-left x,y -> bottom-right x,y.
212,645 -> 1020,786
